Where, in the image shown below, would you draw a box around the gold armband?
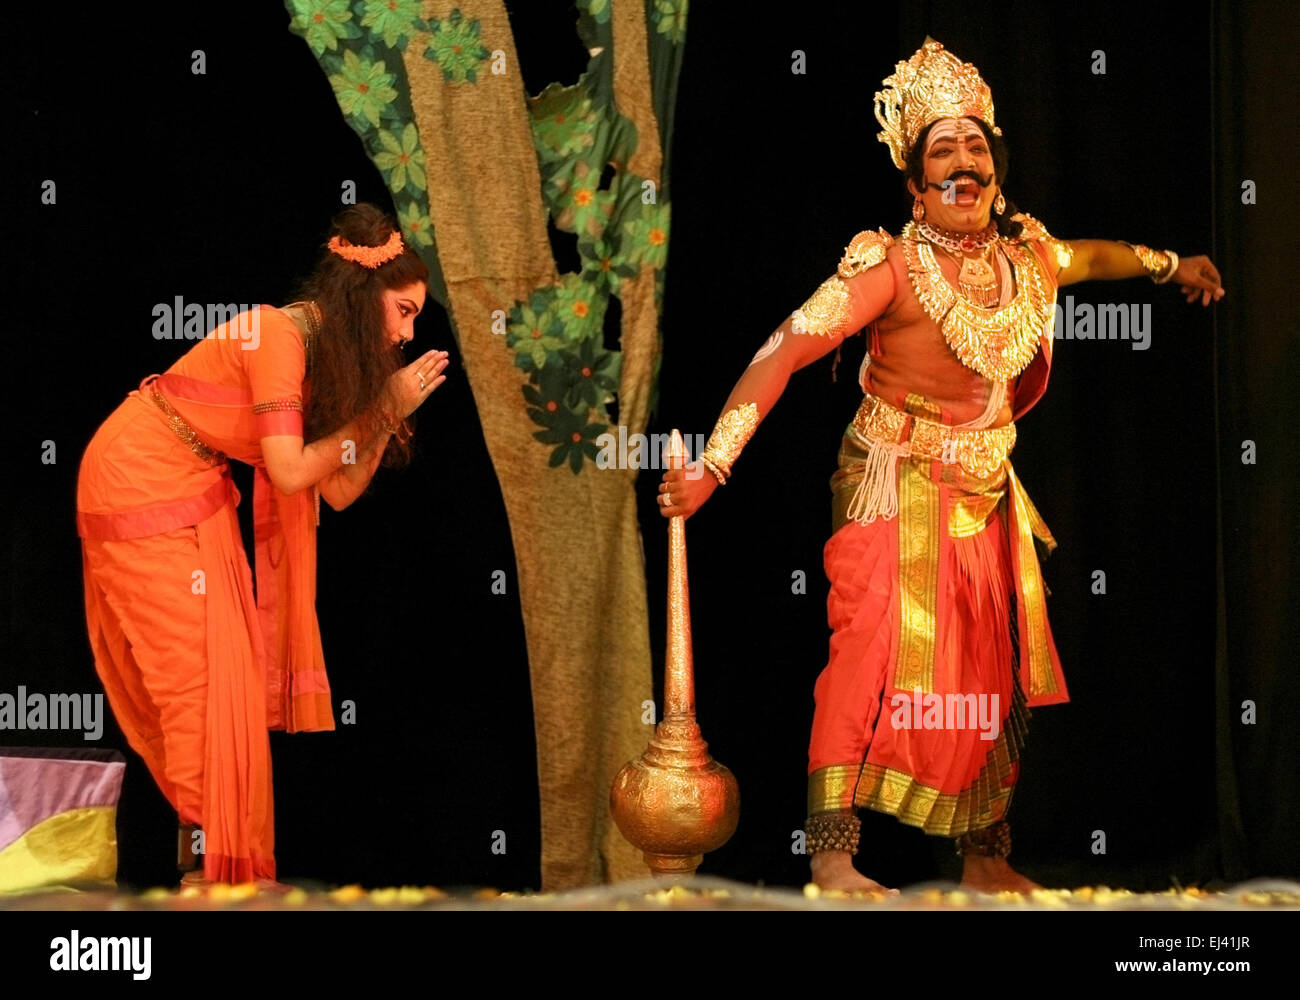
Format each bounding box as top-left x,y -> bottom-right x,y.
791,276 -> 852,337
698,402 -> 760,482
1120,241 -> 1179,284
791,229 -> 893,337
1010,211 -> 1073,270
837,228 -> 894,278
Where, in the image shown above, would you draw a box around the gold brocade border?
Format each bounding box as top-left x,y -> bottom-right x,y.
807,763 -> 863,815
895,446 -> 940,693
949,490 -> 1003,539
1006,463 -> 1060,700
852,681 -> 1031,837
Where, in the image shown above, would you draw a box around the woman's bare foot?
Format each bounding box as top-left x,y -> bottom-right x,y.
179,870 -> 212,890
810,851 -> 899,895
960,855 -> 1042,894
178,871 -> 291,895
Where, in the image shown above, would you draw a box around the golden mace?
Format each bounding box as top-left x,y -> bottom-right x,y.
610,429 -> 740,877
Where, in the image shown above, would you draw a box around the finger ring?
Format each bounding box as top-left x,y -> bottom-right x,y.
418,373 -> 426,390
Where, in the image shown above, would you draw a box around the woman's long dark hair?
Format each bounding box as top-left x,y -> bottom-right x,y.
904,117 -> 1023,239
293,204 -> 429,469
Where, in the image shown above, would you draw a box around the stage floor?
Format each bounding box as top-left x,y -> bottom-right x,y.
6,876 -> 1300,910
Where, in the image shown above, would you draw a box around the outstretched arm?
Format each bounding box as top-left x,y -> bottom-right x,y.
659,248 -> 896,519
1058,239 -> 1225,305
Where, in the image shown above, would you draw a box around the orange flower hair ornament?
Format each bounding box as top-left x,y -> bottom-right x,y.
327,230 -> 405,268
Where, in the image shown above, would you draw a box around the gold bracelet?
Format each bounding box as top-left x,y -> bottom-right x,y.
698,455 -> 728,486
1121,241 -> 1179,284
376,409 -> 413,445
699,402 -> 760,480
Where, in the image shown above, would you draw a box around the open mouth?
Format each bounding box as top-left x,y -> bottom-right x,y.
951,176 -> 980,208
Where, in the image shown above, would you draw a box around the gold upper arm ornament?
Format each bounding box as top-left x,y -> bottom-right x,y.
1010,212 -> 1074,271
838,228 -> 895,278
791,228 -> 894,337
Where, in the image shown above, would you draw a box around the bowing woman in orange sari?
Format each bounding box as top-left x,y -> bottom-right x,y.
76,204 -> 447,887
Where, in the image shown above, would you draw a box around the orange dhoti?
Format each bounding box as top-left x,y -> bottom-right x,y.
807,391 -> 1067,836
77,388 -> 276,882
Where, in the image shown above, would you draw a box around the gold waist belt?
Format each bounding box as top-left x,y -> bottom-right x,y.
850,393 -> 1015,480
841,394 -> 1015,526
148,383 -> 227,465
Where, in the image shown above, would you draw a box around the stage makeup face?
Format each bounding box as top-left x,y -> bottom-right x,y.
382,282 -> 427,348
913,116 -> 997,232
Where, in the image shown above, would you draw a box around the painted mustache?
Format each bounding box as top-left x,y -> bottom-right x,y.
920,169 -> 995,192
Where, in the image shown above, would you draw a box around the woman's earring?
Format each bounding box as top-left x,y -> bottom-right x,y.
993,191 -> 1006,215
912,196 -> 926,222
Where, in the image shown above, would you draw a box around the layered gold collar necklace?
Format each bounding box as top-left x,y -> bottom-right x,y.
901,220 -> 1055,382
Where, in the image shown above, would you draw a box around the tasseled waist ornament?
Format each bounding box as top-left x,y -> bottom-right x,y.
829,391 -> 1067,705
840,393 -> 1016,525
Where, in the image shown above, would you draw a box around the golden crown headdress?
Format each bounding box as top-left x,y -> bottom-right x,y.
873,37 -> 1000,171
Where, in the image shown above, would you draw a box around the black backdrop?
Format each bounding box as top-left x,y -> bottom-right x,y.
8,0 -> 1296,893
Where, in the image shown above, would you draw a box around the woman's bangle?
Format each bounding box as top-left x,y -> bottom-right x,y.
378,409 -> 413,445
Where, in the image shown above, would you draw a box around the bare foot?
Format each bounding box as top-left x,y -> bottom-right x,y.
811,851 -> 900,895
179,870 -> 212,890
960,855 -> 1042,894
177,871 -> 291,895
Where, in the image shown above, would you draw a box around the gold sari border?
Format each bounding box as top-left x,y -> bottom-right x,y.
853,682 -> 1031,837
895,452 -> 940,692
1005,463 -> 1065,701
807,763 -> 862,815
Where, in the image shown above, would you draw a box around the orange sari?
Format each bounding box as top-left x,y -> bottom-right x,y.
76,306 -> 333,883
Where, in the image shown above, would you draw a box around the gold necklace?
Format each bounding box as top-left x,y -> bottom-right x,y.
917,220 -> 999,253
901,223 -> 1054,381
944,245 -> 1000,309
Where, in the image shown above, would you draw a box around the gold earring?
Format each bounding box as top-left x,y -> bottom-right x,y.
993,192 -> 1006,214
912,196 -> 926,222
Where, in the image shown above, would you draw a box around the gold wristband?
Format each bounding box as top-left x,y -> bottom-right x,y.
698,455 -> 728,486
700,402 -> 760,479
1121,242 -> 1179,284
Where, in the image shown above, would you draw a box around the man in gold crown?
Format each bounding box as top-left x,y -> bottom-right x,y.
658,38 -> 1225,893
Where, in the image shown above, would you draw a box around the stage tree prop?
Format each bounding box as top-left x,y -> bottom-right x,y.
286,0 -> 687,888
